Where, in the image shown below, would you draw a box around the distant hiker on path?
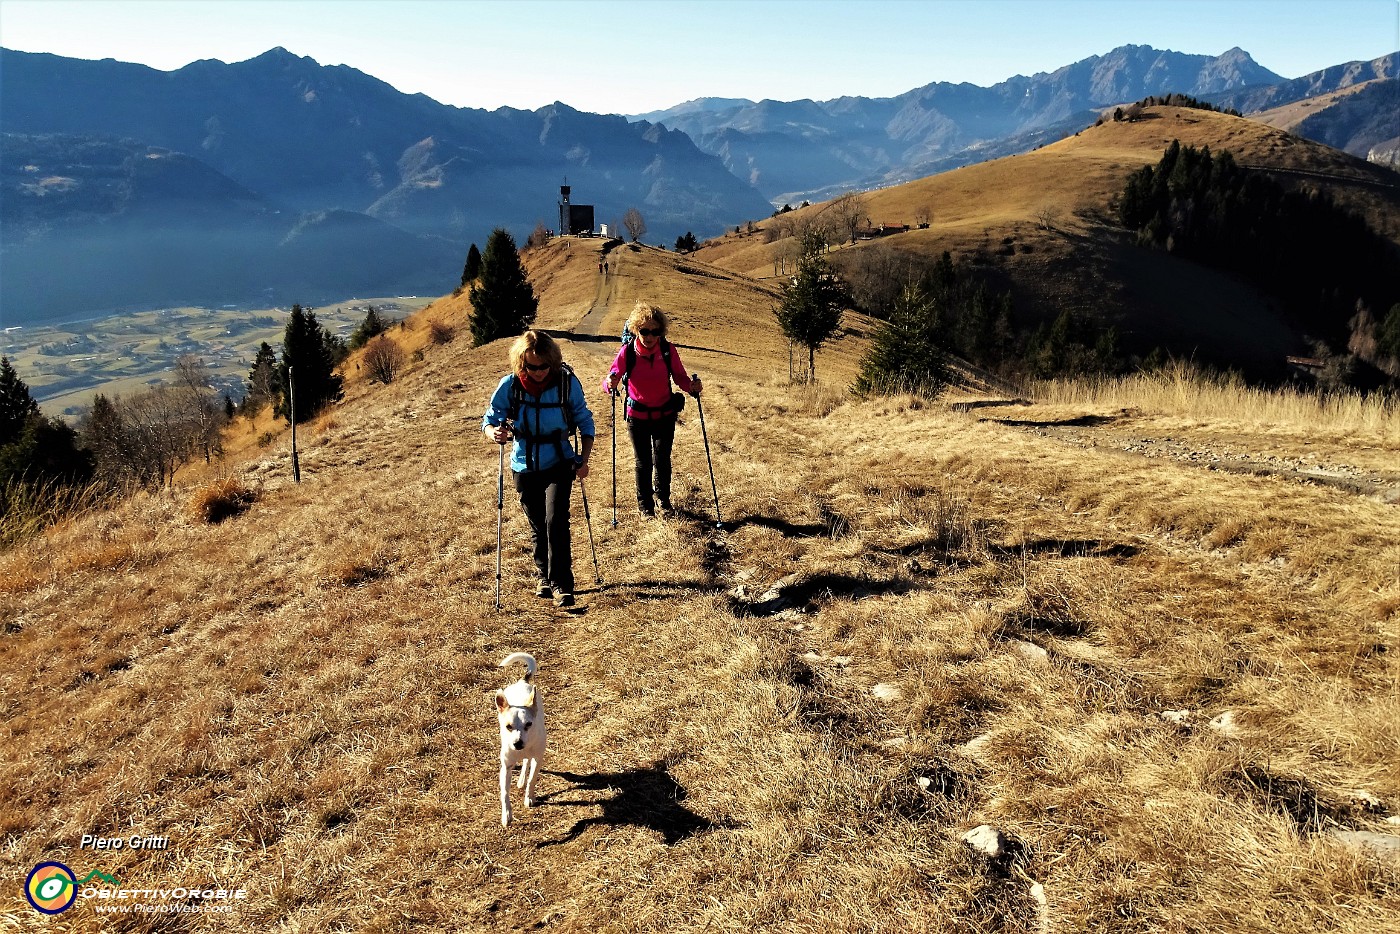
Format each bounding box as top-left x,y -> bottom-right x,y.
603,303 -> 701,518
484,330 -> 595,607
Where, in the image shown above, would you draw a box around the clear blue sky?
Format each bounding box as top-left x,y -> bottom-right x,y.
1,0 -> 1396,115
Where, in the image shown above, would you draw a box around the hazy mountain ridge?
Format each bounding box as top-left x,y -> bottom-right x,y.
637,45 -> 1288,200
1208,53 -> 1396,114
0,47 -> 772,320
0,132 -> 460,320
3,43 -> 1396,324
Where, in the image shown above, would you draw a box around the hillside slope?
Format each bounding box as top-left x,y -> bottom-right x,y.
697,105 -> 1400,377
2,239 -> 1397,931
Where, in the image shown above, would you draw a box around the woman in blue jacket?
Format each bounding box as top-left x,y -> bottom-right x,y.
483,330 -> 595,607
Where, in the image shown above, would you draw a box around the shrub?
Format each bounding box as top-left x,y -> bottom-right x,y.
189,477 -> 255,524
363,334 -> 406,384
428,321 -> 456,345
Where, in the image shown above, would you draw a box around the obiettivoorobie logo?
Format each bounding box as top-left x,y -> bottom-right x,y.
24,863 -> 121,914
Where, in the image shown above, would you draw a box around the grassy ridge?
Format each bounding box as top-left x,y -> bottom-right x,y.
1,238 -> 1396,931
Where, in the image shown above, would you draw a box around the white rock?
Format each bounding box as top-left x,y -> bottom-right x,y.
1160,710 -> 1192,725
871,683 -> 903,702
1008,639 -> 1049,663
801,651 -> 825,663
1328,830 -> 1400,861
961,824 -> 1004,858
1208,710 -> 1243,737
960,733 -> 996,760
829,655 -> 852,667
880,736 -> 907,748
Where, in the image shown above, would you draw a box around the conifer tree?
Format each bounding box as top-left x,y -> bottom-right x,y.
348,305 -> 387,350
469,228 -> 537,347
0,356 -> 39,447
774,232 -> 846,382
277,304 -> 344,423
854,280 -> 950,398
244,342 -> 282,415
462,243 -> 482,287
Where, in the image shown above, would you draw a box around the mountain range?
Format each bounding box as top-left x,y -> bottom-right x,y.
1,43 -> 1397,323
635,46 -> 1397,202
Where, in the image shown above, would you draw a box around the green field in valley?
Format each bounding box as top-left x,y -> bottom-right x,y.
3,296 -> 435,419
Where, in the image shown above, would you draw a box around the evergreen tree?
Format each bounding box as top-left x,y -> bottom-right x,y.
469,228 -> 538,347
0,357 -> 40,447
674,232 -> 699,253
0,359 -> 91,488
277,304 -> 344,423
854,279 -> 950,398
1379,303 -> 1400,362
774,232 -> 847,382
348,305 -> 388,350
462,243 -> 482,286
244,342 -> 282,416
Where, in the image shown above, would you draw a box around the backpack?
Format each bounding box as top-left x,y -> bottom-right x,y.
507,363 -> 579,470
620,340 -> 684,420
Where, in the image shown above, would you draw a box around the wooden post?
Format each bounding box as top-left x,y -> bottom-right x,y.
289,365 -> 301,483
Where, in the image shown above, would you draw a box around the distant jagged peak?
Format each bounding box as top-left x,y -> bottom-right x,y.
249,46 -> 314,65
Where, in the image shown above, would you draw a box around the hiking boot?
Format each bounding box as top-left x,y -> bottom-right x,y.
638,503 -> 656,518
534,579 -> 553,599
553,591 -> 575,608
658,497 -> 674,516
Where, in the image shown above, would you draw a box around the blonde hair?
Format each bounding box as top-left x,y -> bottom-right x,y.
626,302 -> 670,339
508,330 -> 563,375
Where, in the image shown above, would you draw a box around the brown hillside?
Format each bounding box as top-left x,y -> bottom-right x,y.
697,106 -> 1400,376
1250,78 -> 1388,132
2,231 -> 1397,932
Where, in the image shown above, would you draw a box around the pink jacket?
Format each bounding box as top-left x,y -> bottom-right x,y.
604,341 -> 697,420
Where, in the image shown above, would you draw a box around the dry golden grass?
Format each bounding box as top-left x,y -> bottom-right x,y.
1,232 -> 1397,932
696,106 -> 1400,373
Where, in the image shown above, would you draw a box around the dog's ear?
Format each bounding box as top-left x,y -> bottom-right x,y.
495,690 -> 508,712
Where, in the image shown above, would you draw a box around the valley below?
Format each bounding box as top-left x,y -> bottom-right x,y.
4,295 -> 433,418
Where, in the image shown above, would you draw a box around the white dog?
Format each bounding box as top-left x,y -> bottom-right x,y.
495,652 -> 546,827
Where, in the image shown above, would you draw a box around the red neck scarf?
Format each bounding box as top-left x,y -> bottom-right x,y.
517,370 -> 555,395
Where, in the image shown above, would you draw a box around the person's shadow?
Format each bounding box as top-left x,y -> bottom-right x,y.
535,761 -> 722,847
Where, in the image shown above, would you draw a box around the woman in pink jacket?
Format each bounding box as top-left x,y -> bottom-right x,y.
603,302 -> 702,517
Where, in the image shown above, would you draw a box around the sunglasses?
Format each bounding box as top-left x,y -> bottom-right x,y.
522,361 -> 551,372
638,328 -> 661,337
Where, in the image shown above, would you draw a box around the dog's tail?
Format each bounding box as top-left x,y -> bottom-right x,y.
499,652 -> 537,681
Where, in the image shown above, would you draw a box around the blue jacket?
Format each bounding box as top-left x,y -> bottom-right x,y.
483,370 -> 595,474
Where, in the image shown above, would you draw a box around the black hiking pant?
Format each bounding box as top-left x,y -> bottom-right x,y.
515,463 -> 575,594
628,415 -> 676,511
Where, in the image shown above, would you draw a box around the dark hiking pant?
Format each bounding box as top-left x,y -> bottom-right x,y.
515,463 -> 575,594
628,415 -> 676,510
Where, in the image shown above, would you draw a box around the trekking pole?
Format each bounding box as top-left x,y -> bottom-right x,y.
577,473 -> 604,586
494,442 -> 505,611
693,376 -> 723,529
610,388 -> 618,528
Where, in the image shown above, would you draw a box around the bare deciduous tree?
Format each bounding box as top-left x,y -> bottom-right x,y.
526,221 -> 551,249
622,207 -> 647,242
173,355 -> 224,464
828,191 -> 869,245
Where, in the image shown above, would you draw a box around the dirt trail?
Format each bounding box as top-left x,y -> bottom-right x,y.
967,403 -> 1400,503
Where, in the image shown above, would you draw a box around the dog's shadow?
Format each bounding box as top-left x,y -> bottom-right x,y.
534,761 -> 721,847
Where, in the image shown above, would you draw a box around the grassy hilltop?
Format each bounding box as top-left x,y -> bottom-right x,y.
698,104 -> 1400,378
2,230 -> 1399,929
